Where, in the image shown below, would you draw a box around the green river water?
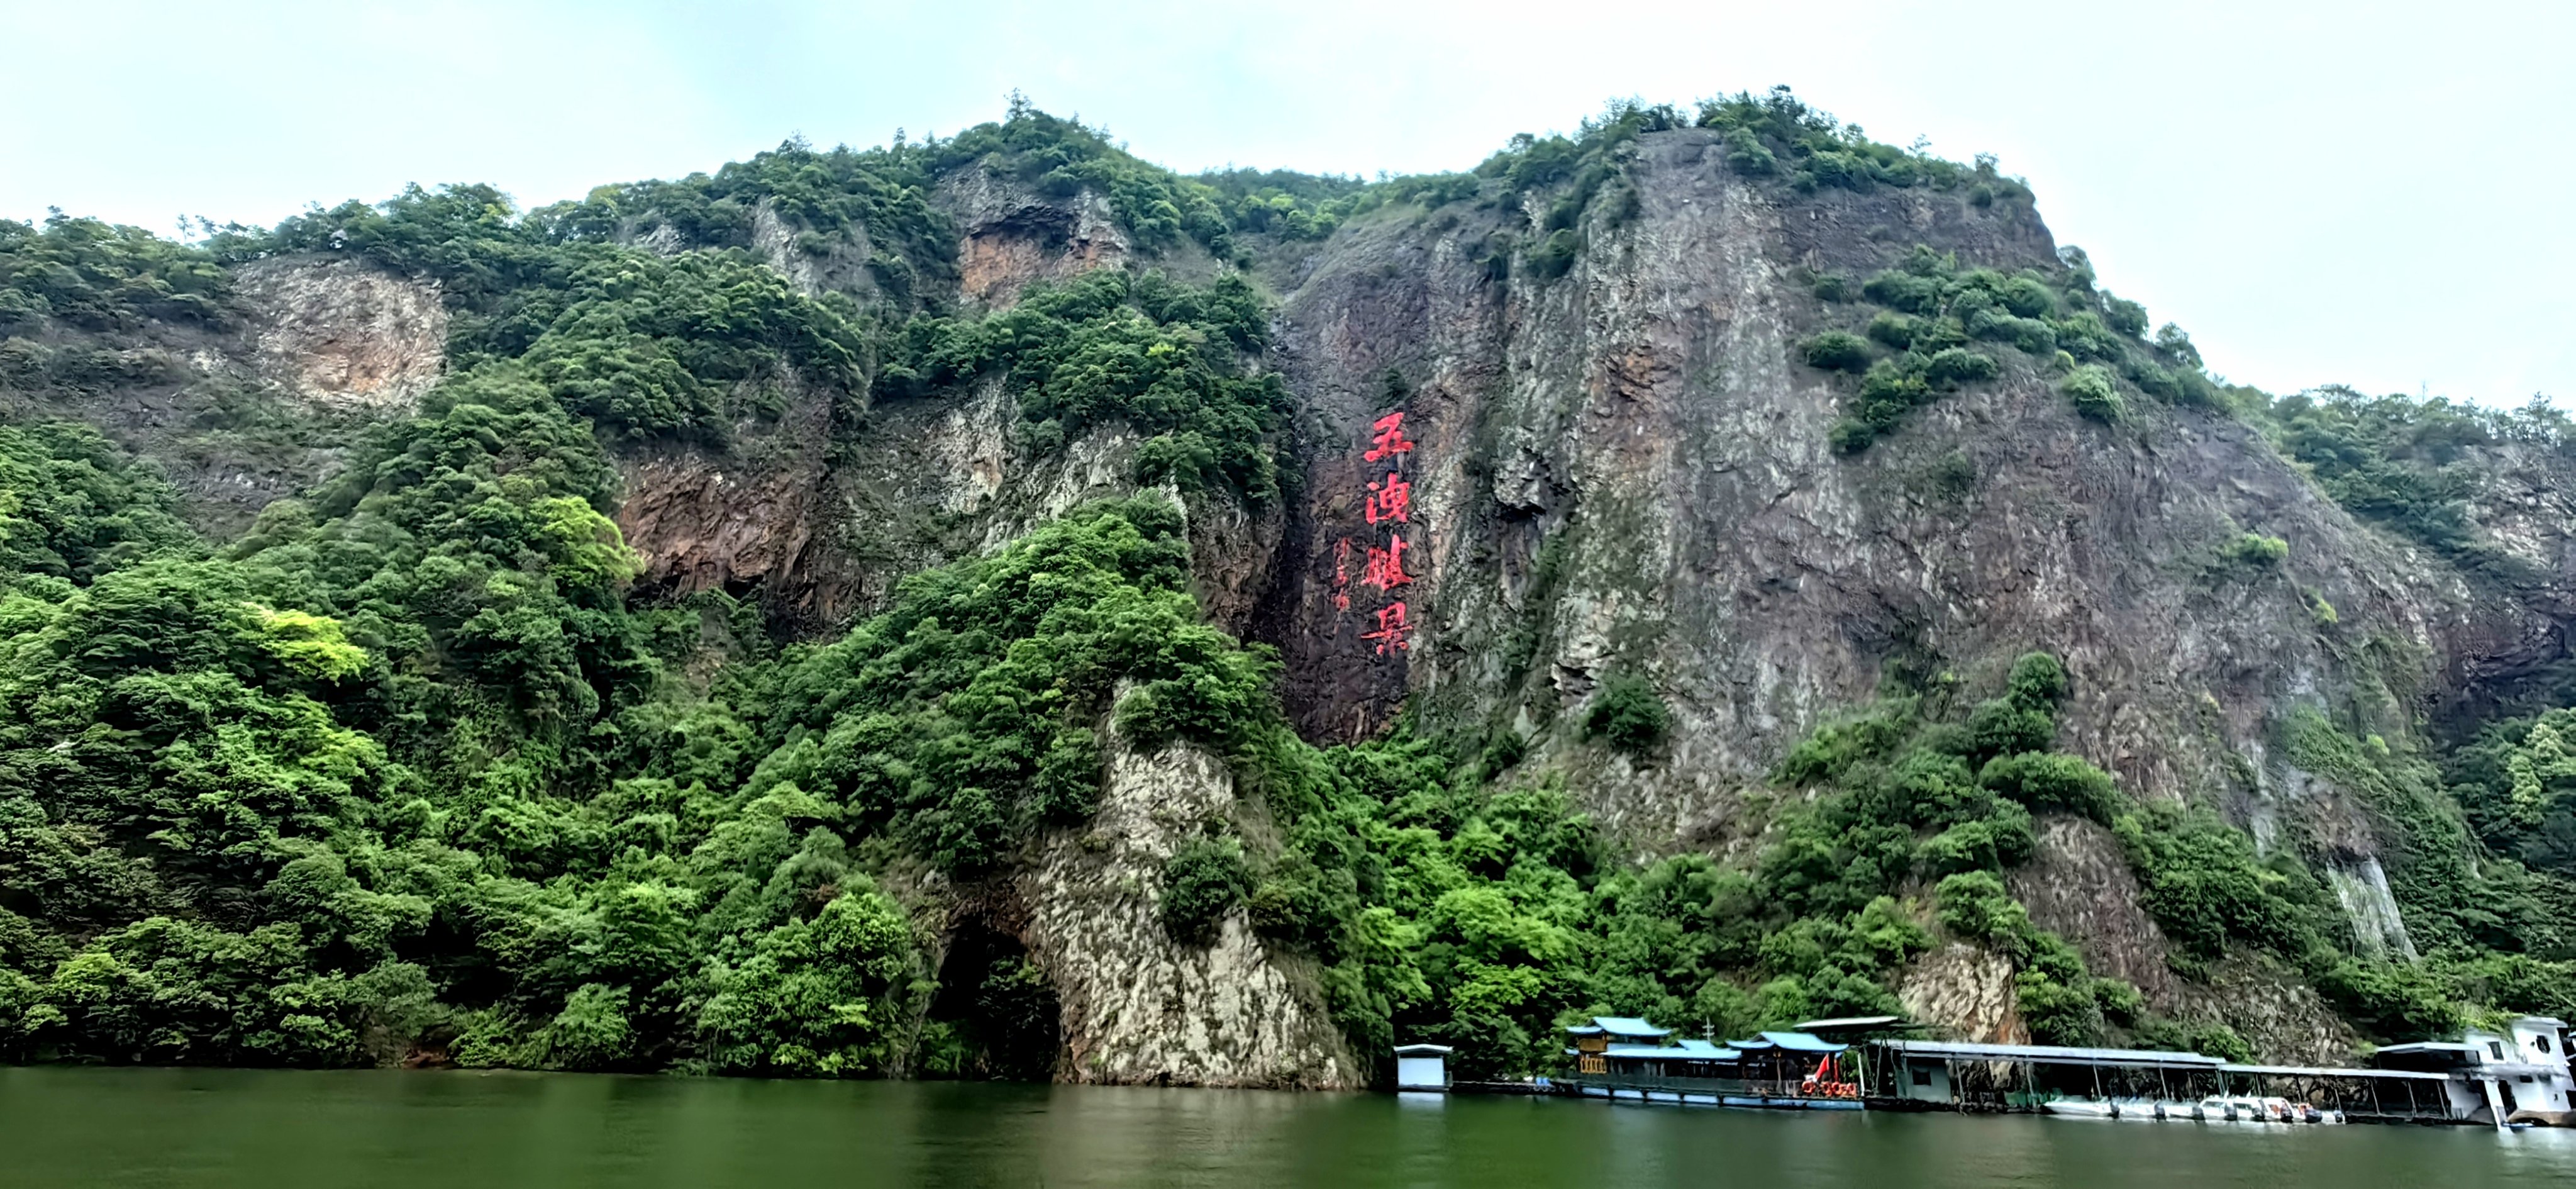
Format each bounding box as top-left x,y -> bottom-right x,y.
5,1066 -> 2571,1187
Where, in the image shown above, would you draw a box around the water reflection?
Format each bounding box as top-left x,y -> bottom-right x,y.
4,1066 -> 2573,1188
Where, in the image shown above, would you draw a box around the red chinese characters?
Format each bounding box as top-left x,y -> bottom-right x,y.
1344,410 -> 1421,657
1363,412 -> 1416,462
1361,601 -> 1411,655
1362,535 -> 1412,591
1365,471 -> 1410,525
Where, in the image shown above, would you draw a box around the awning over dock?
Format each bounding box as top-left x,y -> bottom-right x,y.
1793,1015 -> 1907,1032
2217,1063 -> 2449,1081
1874,1040 -> 2220,1070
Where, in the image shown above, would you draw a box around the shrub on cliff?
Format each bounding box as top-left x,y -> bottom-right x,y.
874,271 -> 1288,501
2062,364 -> 2123,420
1160,837 -> 1252,947
1584,675 -> 1671,758
1980,752 -> 2117,823
2220,532 -> 2289,569
1862,270 -> 1946,315
1921,347 -> 1998,387
2102,295 -> 2151,338
1801,331 -> 1872,373
1865,311 -> 1918,349
1526,228 -> 1582,280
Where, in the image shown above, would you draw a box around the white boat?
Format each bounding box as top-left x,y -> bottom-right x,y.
2111,1097 -> 2162,1120
2151,1099 -> 2203,1120
2198,1095 -> 2272,1122
2043,1097 -> 2119,1119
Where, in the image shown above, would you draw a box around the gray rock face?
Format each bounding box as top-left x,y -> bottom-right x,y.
750,198 -> 881,302
1016,729 -> 1360,1088
234,257 -> 446,408
1224,127 -> 2575,1053
1899,942 -> 2021,1042
940,168 -> 1131,310
1263,128 -> 2541,883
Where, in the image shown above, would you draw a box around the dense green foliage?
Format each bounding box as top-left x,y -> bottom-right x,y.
0,215 -> 240,408
873,270 -> 1287,500
1695,87 -> 2004,198
2246,386 -> 2571,581
0,420 -> 196,581
2061,364 -> 2122,421
1809,241 -> 2221,451
1801,332 -> 1872,374
757,496 -> 1266,875
1160,837 -> 1252,946
2,214 -> 232,336
2452,708 -> 2576,879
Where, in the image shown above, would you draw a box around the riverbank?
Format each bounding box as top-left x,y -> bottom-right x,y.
7,1066 -> 2575,1188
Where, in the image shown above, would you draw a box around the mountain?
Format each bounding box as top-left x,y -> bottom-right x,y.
3,92 -> 2572,1085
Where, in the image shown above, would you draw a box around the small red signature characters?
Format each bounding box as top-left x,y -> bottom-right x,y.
1362,535 -> 1413,591
1365,471 -> 1411,525
1362,412 -> 1416,462
1361,601 -> 1411,655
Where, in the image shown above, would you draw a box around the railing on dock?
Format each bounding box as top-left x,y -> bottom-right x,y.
1554,1072 -> 1860,1107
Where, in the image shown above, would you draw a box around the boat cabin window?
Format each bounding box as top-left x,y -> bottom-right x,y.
2490,1041 -> 2507,1059
1911,1068 -> 1933,1087
2539,1035 -> 2555,1054
2519,1075 -> 2534,1084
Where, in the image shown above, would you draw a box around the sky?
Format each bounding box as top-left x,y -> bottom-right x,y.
5,0 -> 2569,405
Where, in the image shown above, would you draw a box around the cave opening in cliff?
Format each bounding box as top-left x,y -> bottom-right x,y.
921,923 -> 1061,1081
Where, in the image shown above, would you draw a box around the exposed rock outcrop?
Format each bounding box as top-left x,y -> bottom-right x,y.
610,372 -> 870,626
940,169 -> 1130,309
233,257 -> 445,408
750,198 -> 880,301
2009,818 -> 2179,1001
1014,729 -> 1360,1088
1900,942 -> 2022,1043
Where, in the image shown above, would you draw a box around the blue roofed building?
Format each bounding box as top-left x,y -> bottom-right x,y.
1560,1017 -> 1858,1108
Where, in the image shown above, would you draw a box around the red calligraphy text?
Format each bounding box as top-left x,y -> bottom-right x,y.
1362,412 -> 1416,462
1362,601 -> 1412,655
1365,471 -> 1411,525
1362,535 -> 1413,591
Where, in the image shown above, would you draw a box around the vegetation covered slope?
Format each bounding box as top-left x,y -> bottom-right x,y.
3,93 -> 2575,1081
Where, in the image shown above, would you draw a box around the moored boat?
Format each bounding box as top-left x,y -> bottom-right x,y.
2041,1097 -> 2119,1119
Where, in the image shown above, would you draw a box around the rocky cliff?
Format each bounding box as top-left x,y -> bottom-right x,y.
800,130 -> 2549,1066
16,105 -> 2571,1082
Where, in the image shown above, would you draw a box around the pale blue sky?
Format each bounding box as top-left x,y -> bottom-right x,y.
5,0 -> 2568,405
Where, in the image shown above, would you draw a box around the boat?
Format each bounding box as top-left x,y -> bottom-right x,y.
2111,1097 -> 2162,1120
2041,1097 -> 2119,1119
2151,1099 -> 2204,1120
2197,1095 -> 2272,1122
